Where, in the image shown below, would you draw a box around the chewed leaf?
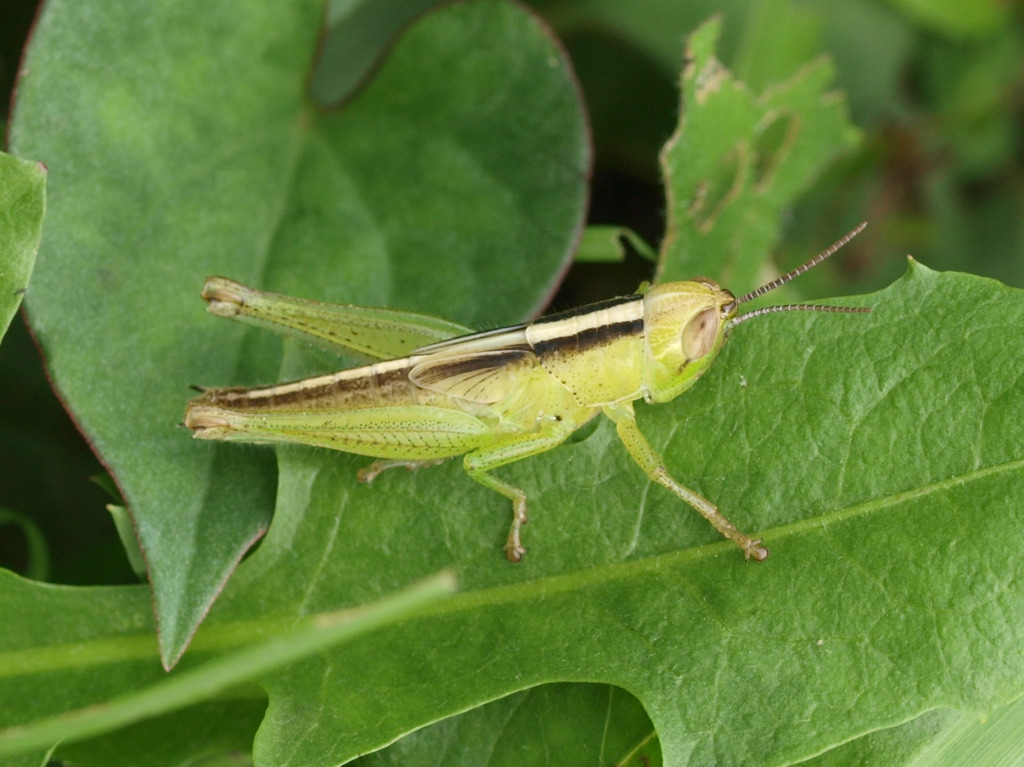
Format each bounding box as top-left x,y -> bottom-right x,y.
658,18 -> 860,289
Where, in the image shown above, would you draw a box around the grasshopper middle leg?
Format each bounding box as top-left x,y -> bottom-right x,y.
464,421 -> 579,562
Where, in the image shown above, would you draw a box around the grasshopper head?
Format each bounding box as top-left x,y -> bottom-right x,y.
641,279 -> 738,403
640,223 -> 872,404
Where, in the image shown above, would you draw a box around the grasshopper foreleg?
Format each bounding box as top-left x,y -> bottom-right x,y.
603,403 -> 769,561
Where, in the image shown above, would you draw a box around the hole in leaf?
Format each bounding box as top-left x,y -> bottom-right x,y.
752,110 -> 797,191
690,144 -> 748,232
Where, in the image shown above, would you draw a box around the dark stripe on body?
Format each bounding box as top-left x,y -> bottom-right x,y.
199,362 -> 416,410
530,295 -> 645,356
532,319 -> 644,356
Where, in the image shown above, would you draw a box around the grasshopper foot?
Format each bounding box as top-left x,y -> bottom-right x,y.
503,540 -> 526,563
503,497 -> 529,562
741,538 -> 769,561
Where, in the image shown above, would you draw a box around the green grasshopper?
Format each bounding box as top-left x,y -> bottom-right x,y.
185,224 -> 869,561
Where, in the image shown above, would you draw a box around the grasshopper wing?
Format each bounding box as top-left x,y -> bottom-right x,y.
409,348 -> 538,404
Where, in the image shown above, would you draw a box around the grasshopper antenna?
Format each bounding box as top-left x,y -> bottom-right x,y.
731,223 -> 871,327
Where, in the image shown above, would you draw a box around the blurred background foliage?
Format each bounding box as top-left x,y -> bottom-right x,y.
1,0 -> 1022,585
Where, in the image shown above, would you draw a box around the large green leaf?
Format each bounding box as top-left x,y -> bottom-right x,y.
0,152 -> 45,343
4,262 -> 1023,765
8,0 -> 589,665
0,570 -> 454,766
256,261 -> 1024,765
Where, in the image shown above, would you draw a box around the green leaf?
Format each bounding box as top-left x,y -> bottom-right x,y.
8,263 -> 1023,764
310,0 -> 446,106
927,696 -> 1024,766
0,152 -> 45,344
732,0 -> 824,92
9,0 -> 589,665
803,696 -> 1024,767
658,17 -> 860,290
247,261 -> 1024,765
0,570 -> 454,760
0,507 -> 49,582
575,225 -> 657,263
355,684 -> 658,766
0,573 -> 156,767
107,505 -> 147,581
57,697 -> 267,767
884,0 -> 1007,37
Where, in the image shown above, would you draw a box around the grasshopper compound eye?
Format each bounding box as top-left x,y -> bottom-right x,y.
681,306 -> 719,361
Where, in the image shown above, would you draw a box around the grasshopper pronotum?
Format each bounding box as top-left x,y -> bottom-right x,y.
186,225 -> 869,561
